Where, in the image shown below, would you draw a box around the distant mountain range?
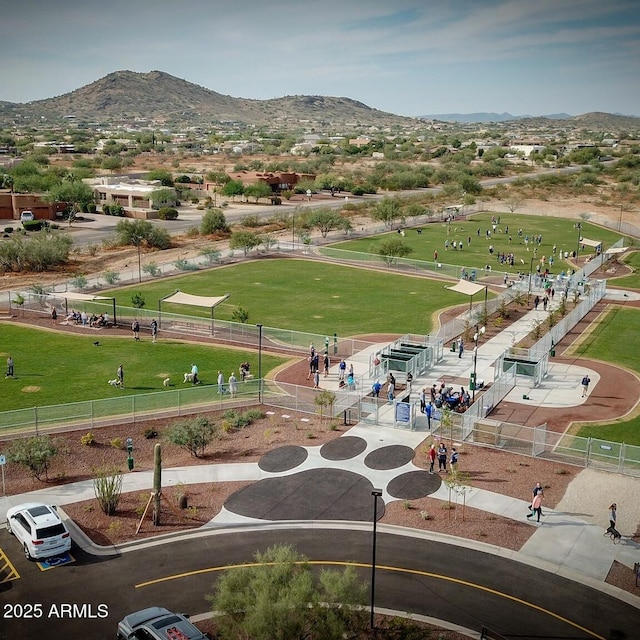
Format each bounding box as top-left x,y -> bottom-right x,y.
0,70 -> 416,128
420,112 -> 572,123
0,70 -> 638,131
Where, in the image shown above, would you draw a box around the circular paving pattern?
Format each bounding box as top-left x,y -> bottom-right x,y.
364,445 -> 414,470
258,445 -> 308,472
386,470 -> 441,500
225,468 -> 386,522
320,436 -> 368,460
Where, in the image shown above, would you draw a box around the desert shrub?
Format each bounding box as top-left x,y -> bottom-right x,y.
174,258 -> 199,271
144,427 -> 158,439
157,207 -> 179,220
80,432 -> 96,446
22,220 -> 44,231
93,466 -> 124,516
7,435 -> 59,481
102,270 -> 120,285
4,227 -> 13,233
166,416 -> 219,457
110,437 -> 124,449
142,262 -> 160,277
201,208 -> 230,234
200,247 -> 221,264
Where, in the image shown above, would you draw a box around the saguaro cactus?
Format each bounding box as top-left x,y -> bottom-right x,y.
152,443 -> 162,526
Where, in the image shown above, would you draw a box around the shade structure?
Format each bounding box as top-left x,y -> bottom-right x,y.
446,278 -> 488,317
580,238 -> 602,249
158,290 -> 230,335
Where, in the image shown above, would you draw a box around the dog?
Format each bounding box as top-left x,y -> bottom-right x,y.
183,372 -> 195,383
108,378 -> 121,387
244,373 -> 254,380
163,377 -> 171,387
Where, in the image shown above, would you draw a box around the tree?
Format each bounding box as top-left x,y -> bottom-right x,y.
244,181 -> 273,203
505,194 -> 525,213
201,208 -> 230,235
231,306 -> 249,323
222,179 -> 245,202
46,180 -> 95,226
229,231 -> 261,256
166,417 -> 219,458
146,169 -> 174,186
7,435 -> 58,481
102,156 -> 123,173
208,544 -> 367,640
375,238 -> 413,266
371,198 -> 403,228
314,390 -> 336,422
308,210 -> 345,238
150,187 -> 178,209
114,218 -> 169,250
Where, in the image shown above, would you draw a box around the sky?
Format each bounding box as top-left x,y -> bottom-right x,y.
1,0 -> 639,118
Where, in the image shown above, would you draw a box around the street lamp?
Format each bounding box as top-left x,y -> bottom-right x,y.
132,235 -> 142,283
528,256 -> 535,297
576,222 -> 582,260
619,204 -> 623,232
471,325 -> 485,403
256,323 -> 263,402
370,488 -> 383,630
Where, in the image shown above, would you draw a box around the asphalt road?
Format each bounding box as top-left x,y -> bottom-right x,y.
1,525 -> 638,640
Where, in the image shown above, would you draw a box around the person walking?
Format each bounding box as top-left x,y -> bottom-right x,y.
217,370 -> 224,394
608,503 -> 617,530
387,378 -> 395,403
228,372 -> 238,397
371,380 -> 382,398
425,401 -> 433,430
150,319 -> 158,343
190,363 -> 199,385
450,447 -> 459,472
419,387 -> 426,413
313,369 -> 320,389
428,444 -> 436,474
116,364 -> 124,388
6,355 -> 14,378
458,339 -> 464,358
338,359 -> 346,381
527,490 -> 544,523
132,319 -> 140,341
51,307 -> 57,324
437,442 -> 447,472
581,375 -> 591,397
323,352 -> 330,377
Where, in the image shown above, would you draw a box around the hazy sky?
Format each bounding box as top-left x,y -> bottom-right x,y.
2,0 -> 639,117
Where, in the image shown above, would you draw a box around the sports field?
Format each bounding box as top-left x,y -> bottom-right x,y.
106,259 -> 481,336
331,212 -> 624,275
0,324 -> 285,412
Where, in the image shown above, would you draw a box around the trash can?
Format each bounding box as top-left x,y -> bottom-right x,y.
343,409 -> 351,426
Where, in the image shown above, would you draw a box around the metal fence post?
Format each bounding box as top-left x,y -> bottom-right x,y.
586,437 -> 592,468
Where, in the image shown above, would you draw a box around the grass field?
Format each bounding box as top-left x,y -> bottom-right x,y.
608,249 -> 640,289
0,324 -> 285,412
106,259 -> 482,336
330,212 -> 624,275
572,306 -> 640,445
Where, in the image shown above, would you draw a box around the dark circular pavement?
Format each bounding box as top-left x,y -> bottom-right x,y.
320,436 -> 367,460
364,444 -> 415,470
258,445 -> 308,472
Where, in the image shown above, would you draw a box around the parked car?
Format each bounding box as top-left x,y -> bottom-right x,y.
6,502 -> 71,560
20,210 -> 34,222
117,607 -> 209,640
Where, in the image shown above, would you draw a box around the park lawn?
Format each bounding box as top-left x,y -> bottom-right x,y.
330,212 -> 624,276
607,249 -> 640,289
572,305 -> 640,445
106,259 -> 475,336
0,324 -> 285,412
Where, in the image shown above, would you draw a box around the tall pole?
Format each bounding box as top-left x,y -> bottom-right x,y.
576,222 -> 582,259
292,212 -> 295,247
472,325 -> 485,403
370,488 -> 382,629
257,323 -> 263,402
619,205 -> 623,232
528,256 -> 534,298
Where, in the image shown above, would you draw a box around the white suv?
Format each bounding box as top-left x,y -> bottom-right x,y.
20,211 -> 34,222
6,502 -> 71,560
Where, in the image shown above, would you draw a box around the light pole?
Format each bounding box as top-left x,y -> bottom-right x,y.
528,256 -> 535,298
576,222 -> 582,260
471,325 -> 485,403
370,488 -> 383,630
132,235 -> 142,283
619,204 -> 623,232
256,323 -> 263,402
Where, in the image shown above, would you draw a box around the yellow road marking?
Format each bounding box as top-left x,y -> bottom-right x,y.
0,548 -> 20,583
135,560 -> 605,640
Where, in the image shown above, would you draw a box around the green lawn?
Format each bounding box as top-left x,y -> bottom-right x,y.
330,212 -> 624,276
0,324 -> 285,412
106,259 -> 480,336
607,249 -> 640,289
572,306 -> 640,445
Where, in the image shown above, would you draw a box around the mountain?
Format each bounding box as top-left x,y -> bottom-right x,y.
420,112 -> 572,123
0,70 -> 417,128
